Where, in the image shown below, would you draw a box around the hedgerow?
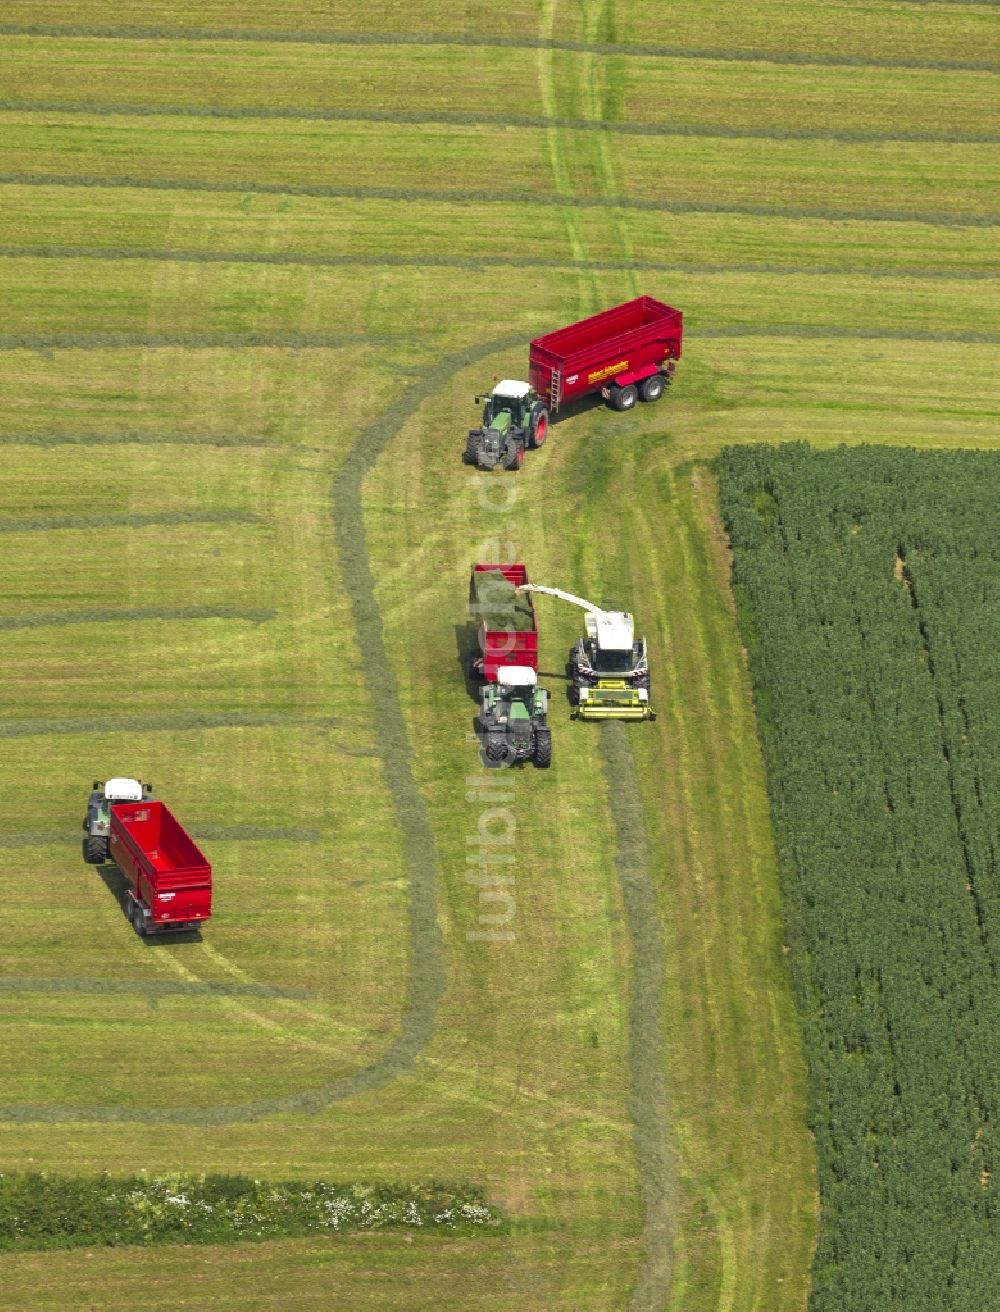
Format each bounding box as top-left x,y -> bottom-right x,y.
0,1173 -> 501,1251
717,444 -> 998,1311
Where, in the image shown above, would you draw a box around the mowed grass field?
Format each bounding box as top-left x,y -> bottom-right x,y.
0,1 -> 996,1307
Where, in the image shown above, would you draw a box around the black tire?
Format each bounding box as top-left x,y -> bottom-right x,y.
527,405 -> 549,450
465,431 -> 484,465
132,905 -> 147,936
611,384 -> 638,412
502,444 -> 523,471
483,732 -> 507,767
84,835 -> 108,864
534,729 -> 552,769
640,373 -> 665,402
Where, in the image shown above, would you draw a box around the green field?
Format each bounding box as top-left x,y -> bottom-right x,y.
718,445 -> 999,1309
0,1 -> 997,1307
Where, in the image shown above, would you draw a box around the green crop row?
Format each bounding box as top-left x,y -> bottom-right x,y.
0,1172 -> 501,1251
717,444 -> 998,1311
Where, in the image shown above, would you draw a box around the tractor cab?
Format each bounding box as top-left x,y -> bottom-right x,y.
483,381 -> 535,429
580,611 -> 647,678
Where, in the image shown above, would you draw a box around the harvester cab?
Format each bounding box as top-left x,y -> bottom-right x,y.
83,777 -> 153,864
516,585 -> 655,721
478,665 -> 553,768
465,380 -> 549,471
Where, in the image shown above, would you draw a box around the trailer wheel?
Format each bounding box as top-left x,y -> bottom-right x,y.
132,905 -> 147,936
611,384 -> 638,412
640,374 -> 665,402
534,729 -> 552,769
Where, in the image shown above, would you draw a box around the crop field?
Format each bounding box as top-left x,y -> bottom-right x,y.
0,1 -> 996,1308
718,446 -> 999,1310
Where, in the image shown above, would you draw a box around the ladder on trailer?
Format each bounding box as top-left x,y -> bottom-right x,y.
550,368 -> 562,413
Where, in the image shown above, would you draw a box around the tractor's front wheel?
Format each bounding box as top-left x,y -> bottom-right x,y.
611,383 -> 638,412
534,729 -> 552,769
503,444 -> 523,471
84,835 -> 108,864
483,732 -> 507,767
464,432 -> 484,465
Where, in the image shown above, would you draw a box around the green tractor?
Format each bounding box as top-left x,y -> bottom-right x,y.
82,777 -> 153,863
464,380 -> 549,471
478,666 -> 552,768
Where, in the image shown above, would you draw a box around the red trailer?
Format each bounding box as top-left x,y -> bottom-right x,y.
469,563 -> 538,681
529,295 -> 682,414
110,800 -> 212,936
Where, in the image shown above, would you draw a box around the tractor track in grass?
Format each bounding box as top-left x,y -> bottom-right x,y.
6,100 -> 993,146
0,510 -> 261,533
0,334 -> 521,1126
0,606 -> 274,631
557,18 -> 672,1298
0,25 -> 994,73
0,245 -> 996,282
0,173 -> 994,228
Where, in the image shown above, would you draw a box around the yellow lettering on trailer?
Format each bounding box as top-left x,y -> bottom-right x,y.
586,359 -> 629,384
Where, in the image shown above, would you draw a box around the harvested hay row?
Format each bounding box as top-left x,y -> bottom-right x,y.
1,173 -> 994,227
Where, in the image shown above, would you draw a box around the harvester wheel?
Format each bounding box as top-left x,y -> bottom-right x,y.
528,405 -> 549,449
640,374 -> 665,402
84,835 -> 108,864
464,432 -> 484,465
534,729 -> 552,769
611,384 -> 638,412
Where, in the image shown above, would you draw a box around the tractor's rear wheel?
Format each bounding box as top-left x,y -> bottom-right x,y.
528,406 -> 549,449
640,373 -> 665,402
611,384 -> 638,412
534,729 -> 552,769
84,835 -> 108,864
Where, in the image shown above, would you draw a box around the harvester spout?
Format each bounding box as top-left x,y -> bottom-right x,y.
515,584 -> 608,617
